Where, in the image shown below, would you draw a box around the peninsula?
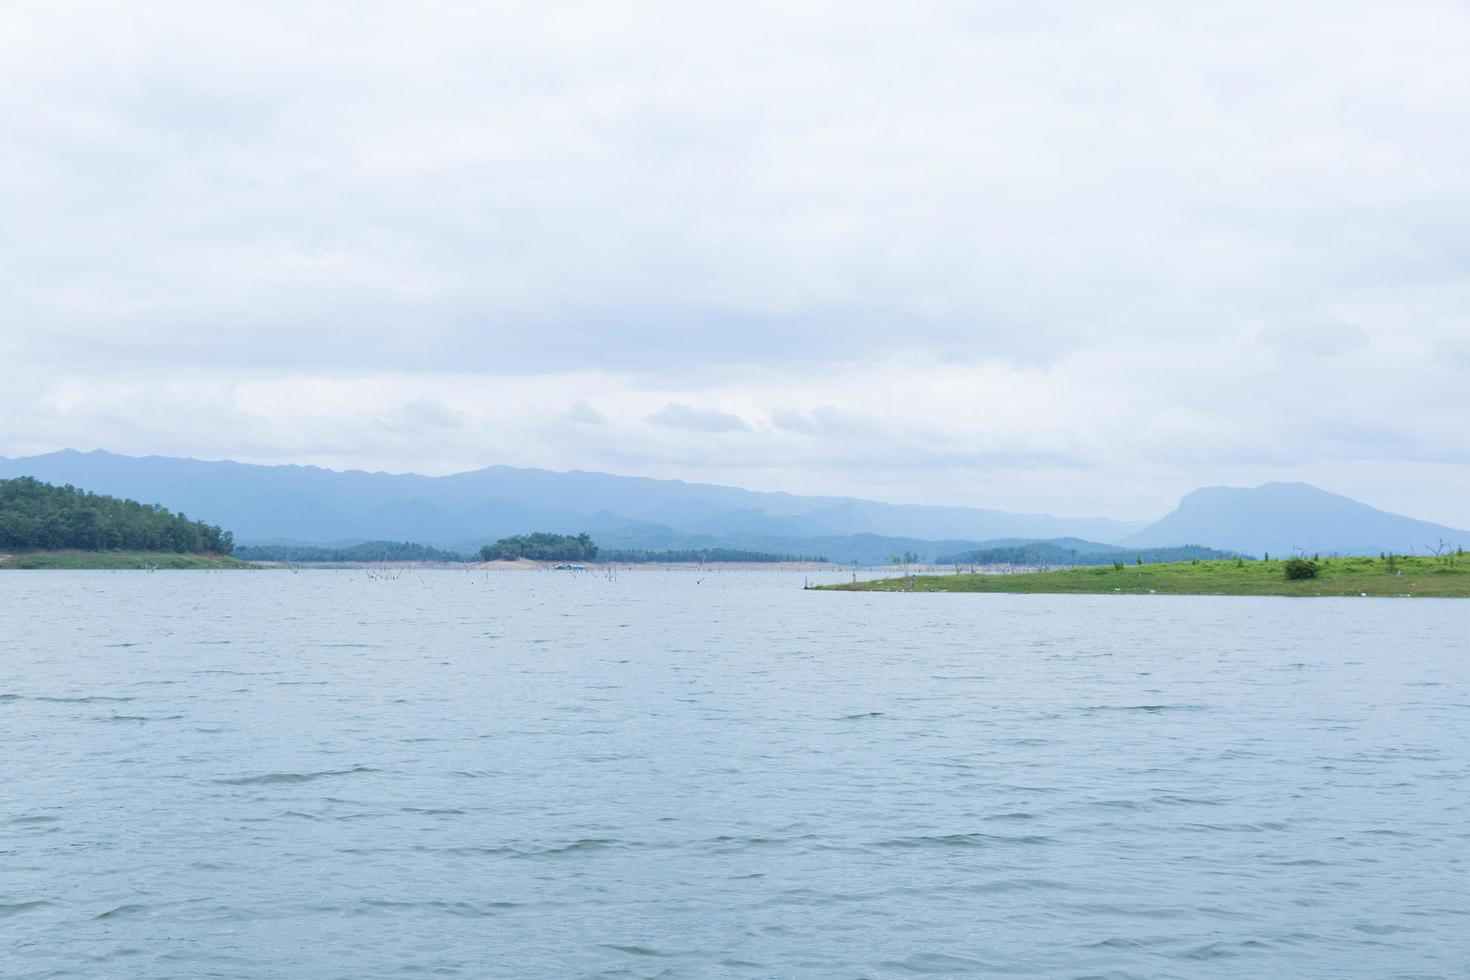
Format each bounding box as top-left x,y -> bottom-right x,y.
818,554 -> 1470,598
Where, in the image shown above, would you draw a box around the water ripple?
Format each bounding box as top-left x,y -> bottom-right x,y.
213,766 -> 380,786
3,570 -> 1466,978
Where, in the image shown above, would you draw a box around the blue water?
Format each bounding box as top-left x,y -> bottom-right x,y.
3,569 -> 1468,978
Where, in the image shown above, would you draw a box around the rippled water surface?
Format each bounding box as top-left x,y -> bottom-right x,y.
3,569 -> 1469,978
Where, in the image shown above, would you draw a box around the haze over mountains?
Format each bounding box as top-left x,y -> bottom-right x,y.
1122,482 -> 1470,558
1,450 -> 1464,561
0,450 -> 1141,558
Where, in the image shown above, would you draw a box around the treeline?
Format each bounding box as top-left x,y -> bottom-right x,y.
1113,545 -> 1238,565
479,532 -> 598,561
0,477 -> 234,554
601,548 -> 827,564
936,543 -> 1234,566
234,541 -> 465,563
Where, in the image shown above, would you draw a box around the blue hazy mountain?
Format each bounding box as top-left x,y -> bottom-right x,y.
8,452 -> 1457,559
1121,482 -> 1469,556
0,449 -> 1144,547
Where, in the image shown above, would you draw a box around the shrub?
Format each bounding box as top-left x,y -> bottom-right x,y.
1283,556 -> 1319,580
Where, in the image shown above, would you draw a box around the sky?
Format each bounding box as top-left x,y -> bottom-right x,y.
2,1 -> 1469,525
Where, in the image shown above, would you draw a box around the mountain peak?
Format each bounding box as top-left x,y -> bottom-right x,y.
1128,483 -> 1467,556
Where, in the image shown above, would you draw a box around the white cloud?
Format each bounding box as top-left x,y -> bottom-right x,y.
564,400 -> 608,424
771,406 -> 880,438
1254,315 -> 1369,357
1436,336 -> 1470,370
2,2 -> 1469,525
647,403 -> 750,434
377,398 -> 465,432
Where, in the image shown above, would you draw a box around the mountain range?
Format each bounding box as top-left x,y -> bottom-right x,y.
0,450 -> 1140,551
0,450 -> 1465,560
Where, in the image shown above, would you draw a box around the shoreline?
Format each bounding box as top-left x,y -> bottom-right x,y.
816,555 -> 1470,598
2,551 -> 844,571
244,558 -> 841,572
0,550 -> 249,570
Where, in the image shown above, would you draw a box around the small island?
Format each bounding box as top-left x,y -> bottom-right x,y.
818,554 -> 1470,598
0,477 -> 246,569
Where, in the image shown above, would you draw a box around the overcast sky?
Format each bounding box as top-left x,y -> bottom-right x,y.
3,1 -> 1469,524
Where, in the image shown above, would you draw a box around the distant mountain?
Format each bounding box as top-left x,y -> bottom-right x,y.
0,449 -> 1144,548
935,541 -> 1234,566
1121,482 -> 1469,557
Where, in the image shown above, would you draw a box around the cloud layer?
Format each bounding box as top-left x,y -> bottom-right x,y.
2,2 -> 1468,524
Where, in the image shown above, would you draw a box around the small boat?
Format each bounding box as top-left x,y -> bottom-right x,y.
552,563 -> 588,571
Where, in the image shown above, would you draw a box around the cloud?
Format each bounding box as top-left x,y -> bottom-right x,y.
378,398 -> 464,432
6,2 -> 1470,381
771,406 -> 881,438
564,400 -> 608,424
647,403 -> 750,433
3,3 -> 1470,526
1436,336 -> 1470,370
5,345 -> 1470,525
1255,316 -> 1369,357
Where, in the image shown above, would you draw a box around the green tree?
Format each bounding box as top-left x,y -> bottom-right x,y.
478,532 -> 599,562
1283,557 -> 1318,580
0,477 -> 234,554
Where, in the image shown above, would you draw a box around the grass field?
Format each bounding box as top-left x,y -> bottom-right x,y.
819,555 -> 1470,597
0,550 -> 251,570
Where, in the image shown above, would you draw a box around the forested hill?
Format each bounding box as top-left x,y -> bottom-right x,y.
0,477 -> 234,554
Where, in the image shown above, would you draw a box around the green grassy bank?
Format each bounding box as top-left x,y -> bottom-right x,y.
0,550 -> 250,570
820,555 -> 1470,597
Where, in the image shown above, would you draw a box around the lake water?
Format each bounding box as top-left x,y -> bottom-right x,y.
3,569 -> 1468,978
